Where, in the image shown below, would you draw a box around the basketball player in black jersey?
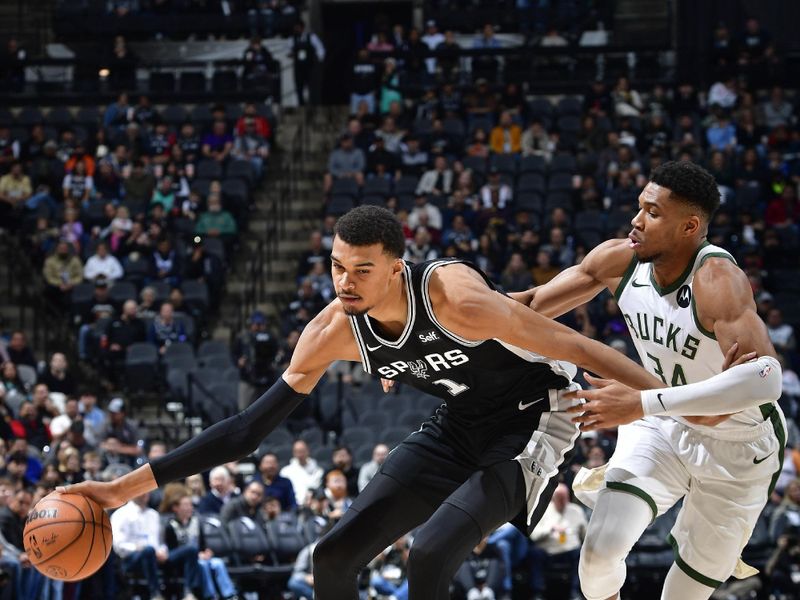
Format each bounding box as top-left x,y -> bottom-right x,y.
66,206 -> 663,598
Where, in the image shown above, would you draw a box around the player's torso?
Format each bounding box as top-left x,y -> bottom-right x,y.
617,242 -> 769,433
349,259 -> 574,431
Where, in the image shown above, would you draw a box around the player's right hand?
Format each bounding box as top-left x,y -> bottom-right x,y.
381,378 -> 395,393
55,480 -> 126,510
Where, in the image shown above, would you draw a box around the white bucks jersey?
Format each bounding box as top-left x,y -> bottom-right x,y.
616,241 -> 769,434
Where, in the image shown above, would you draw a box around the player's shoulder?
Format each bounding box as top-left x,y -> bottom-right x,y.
582,238 -> 636,279
427,261 -> 491,304
303,299 -> 351,340
693,253 -> 753,318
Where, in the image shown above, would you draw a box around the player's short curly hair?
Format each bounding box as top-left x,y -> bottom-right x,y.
334,206 -> 406,258
650,161 -> 720,220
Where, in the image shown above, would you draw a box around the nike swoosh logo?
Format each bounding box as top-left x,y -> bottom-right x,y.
366,344 -> 382,352
519,397 -> 545,411
753,452 -> 774,464
657,393 -> 666,411
632,280 -> 649,288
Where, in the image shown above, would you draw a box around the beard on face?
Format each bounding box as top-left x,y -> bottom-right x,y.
341,303 -> 370,316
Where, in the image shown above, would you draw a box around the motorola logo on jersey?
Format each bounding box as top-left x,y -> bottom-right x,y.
417,330 -> 440,343
376,349 -> 470,378
677,285 -> 692,308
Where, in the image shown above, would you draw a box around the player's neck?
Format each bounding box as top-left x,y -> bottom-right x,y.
367,273 -> 409,338
650,239 -> 706,289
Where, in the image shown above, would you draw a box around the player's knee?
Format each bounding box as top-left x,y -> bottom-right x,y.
407,540 -> 440,576
313,529 -> 354,578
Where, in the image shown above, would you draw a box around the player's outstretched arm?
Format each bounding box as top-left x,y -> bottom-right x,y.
508,239 -> 634,318
62,302 -> 360,509
430,264 -> 663,393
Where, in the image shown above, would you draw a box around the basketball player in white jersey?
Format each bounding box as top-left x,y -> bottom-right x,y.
514,161 -> 785,599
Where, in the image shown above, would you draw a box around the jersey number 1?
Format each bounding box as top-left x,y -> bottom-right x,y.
432,379 -> 470,396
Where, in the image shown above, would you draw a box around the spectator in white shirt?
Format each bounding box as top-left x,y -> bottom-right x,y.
280,440 -> 324,505
528,484 -> 586,600
111,492 -> 170,600
767,308 -> 796,354
407,193 -> 443,231
421,20 -> 445,73
479,168 -> 513,209
83,241 -> 124,282
416,156 -> 453,198
358,443 -> 389,492
708,76 -> 738,108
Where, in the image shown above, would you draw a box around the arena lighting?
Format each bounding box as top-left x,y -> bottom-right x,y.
98,68 -> 110,78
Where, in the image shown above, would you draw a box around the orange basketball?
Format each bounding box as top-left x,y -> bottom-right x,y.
23,492 -> 112,581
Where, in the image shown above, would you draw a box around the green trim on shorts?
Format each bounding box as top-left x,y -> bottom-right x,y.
613,254 -> 639,301
606,481 -> 657,524
667,534 -> 723,588
760,402 -> 786,497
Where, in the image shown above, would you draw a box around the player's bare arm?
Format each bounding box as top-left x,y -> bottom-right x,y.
568,258 -> 782,431
508,239 -> 634,318
63,300 -> 361,509
428,263 -> 664,391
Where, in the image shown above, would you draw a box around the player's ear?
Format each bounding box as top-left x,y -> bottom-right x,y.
391,258 -> 404,277
684,214 -> 701,237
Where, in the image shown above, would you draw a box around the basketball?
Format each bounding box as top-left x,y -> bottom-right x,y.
23,493 -> 112,582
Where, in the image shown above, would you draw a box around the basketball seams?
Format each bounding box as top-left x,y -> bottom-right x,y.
71,495 -> 97,578
24,496 -> 87,571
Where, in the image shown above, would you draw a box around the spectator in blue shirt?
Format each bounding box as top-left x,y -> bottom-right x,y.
706,109 -> 737,152
253,452 -> 297,512
201,120 -> 233,164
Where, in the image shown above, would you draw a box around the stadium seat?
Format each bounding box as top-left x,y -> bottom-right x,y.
163,342 -> 195,364
548,172 -> 574,193
549,153 -> 578,174
181,279 -> 209,313
462,156 -> 487,176
17,107 -> 44,126
225,159 -> 256,188
515,192 -> 545,215
149,72 -> 175,93
327,195 -> 356,216
358,409 -> 389,430
174,312 -> 196,344
75,106 -> 101,128
381,427 -> 411,448
519,155 -> 547,174
190,104 -> 213,127
528,98 -> 554,121
109,281 -> 138,306
556,96 -> 582,116
191,178 -> 212,199
200,354 -> 234,371
227,517 -> 272,563
340,426 -> 375,449
362,178 -> 392,198
70,282 -> 95,319
17,364 -> 37,389
198,340 -> 229,359
200,516 -> 235,558
330,178 -> 360,199
162,105 -> 188,126
44,107 -> 73,128
212,70 -> 239,93
125,343 -> 159,392
394,175 -> 418,197
196,159 -> 223,180
179,72 -> 207,93
516,173 -> 546,195
202,237 -> 226,262
490,154 -> 517,175
265,518 -> 305,563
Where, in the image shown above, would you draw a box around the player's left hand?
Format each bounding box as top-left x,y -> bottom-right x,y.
565,373 -> 643,431
381,378 -> 395,393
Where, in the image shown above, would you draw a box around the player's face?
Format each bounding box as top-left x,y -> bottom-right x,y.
629,182 -> 697,263
331,236 -> 404,316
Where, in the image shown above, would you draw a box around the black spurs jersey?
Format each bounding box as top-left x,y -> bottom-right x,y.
349,259 -> 576,459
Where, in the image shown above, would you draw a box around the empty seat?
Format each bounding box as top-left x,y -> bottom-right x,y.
556,96 -> 582,116
196,159 -> 223,180
198,340 -> 229,359
181,279 -> 209,313
515,192 -> 544,215
549,153 -> 578,174
548,172 -> 574,193
202,237 -> 226,262
462,155 -> 487,175
490,154 -> 517,175
340,426 -> 375,448
45,107 -> 73,128
225,159 -> 255,187
528,98 -> 554,120
362,178 -> 392,198
180,72 -> 207,93
75,106 -> 101,127
190,104 -> 213,127
125,343 -> 159,392
162,104 -> 188,126
17,107 -> 44,126
330,178 -> 360,199
393,176 -> 418,196
519,155 -> 546,174
163,342 -> 195,363
327,195 -> 356,216
109,281 -> 137,306
358,410 -> 389,429
70,282 -> 96,318
200,354 -> 234,370
265,518 -> 305,563
200,516 -> 235,557
516,173 -> 546,195
227,517 -> 271,562
149,72 -> 175,93
212,70 -> 238,93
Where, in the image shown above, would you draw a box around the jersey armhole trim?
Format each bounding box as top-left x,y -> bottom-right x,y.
667,534 -> 724,588
613,254 -> 639,301
606,481 -> 657,524
347,317 -> 372,375
690,252 -> 737,340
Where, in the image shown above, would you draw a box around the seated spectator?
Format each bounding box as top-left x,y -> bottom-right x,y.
612,76 -> 644,117
708,75 -> 737,109
151,176 -> 176,214
541,227 -> 574,268
5,332 -> 36,370
706,108 -> 737,152
322,469 -> 353,521
232,118 -> 270,180
374,116 -> 404,154
194,194 -> 238,247
123,160 -> 156,209
528,483 -> 586,600
220,479 -> 266,526
452,536 -> 505,600
323,134 -> 365,195
79,388 -> 106,448
252,452 -> 296,512
766,308 -> 796,355
0,487 -> 47,598
100,397 -> 142,467
465,128 -> 490,159
500,253 -> 533,293
60,206 -> 84,254
490,111 -> 522,155
435,30 -> 461,82
404,227 -> 439,264
288,533 -> 323,600
150,237 -> 182,288
471,23 -> 501,81
147,120 -> 173,168
94,161 -> 122,203
201,120 -> 234,164
365,136 -> 398,179
162,486 -> 238,600
103,299 -> 145,376
358,443 -> 389,492
296,230 -> 331,282
398,135 -> 428,178
112,491 -> 202,600
39,352 -> 77,397
197,465 -> 239,515
147,302 -> 187,355
83,241 -> 124,283
521,120 -> 554,160
408,191 -> 443,231
280,440 -> 323,506
242,37 -> 275,91
531,250 -> 560,285
177,122 -> 202,170
417,156 -> 453,198
368,536 -> 410,600
479,168 -> 512,209
0,161 -> 31,228
379,60 -> 402,116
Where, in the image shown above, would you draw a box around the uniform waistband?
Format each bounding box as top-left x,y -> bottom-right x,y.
666,409 -> 781,442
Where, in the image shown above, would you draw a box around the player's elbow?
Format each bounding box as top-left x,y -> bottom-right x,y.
757,356 -> 783,402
